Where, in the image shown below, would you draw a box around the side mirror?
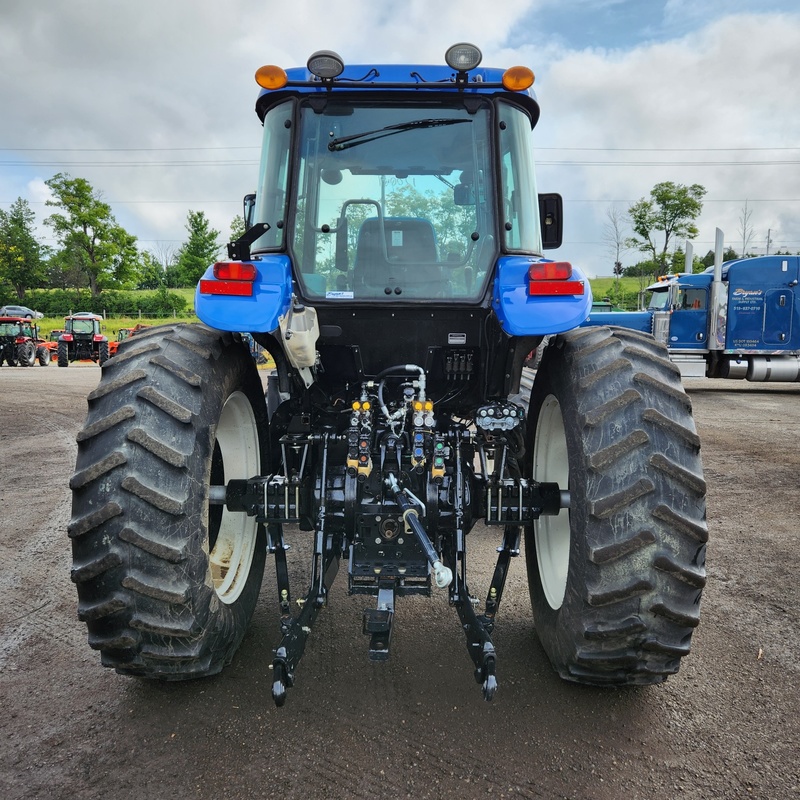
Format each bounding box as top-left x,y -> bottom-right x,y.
243,193 -> 256,230
538,193 -> 563,250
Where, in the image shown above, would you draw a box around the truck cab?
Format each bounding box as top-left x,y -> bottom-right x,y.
586,253 -> 800,380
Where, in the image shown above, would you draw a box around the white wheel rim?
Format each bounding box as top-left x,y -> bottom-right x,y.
209,390 -> 260,604
533,394 -> 570,610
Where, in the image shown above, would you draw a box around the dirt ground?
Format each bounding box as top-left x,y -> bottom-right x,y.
0,364 -> 798,800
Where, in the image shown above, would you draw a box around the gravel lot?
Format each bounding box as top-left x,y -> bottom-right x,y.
1,365 -> 798,800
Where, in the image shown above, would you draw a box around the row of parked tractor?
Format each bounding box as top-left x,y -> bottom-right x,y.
0,311 -> 150,368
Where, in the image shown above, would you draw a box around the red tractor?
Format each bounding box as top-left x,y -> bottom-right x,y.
57,313 -> 109,367
0,316 -> 51,366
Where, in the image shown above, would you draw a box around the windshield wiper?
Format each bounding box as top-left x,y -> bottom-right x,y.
328,118 -> 471,152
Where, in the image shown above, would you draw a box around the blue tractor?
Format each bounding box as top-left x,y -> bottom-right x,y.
69,45 -> 707,705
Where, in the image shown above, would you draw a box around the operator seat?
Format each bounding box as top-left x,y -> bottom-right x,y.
353,217 -> 444,297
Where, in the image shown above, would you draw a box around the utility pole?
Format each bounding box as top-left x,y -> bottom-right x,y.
766,228 -> 772,255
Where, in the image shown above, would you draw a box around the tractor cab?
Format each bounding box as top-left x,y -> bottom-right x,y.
197,44 -> 579,404
252,98 -> 543,304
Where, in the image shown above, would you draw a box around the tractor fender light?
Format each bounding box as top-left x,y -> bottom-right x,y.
213,261 -> 257,282
502,66 -> 535,91
199,280 -> 254,297
255,65 -> 288,90
527,261 -> 585,296
199,262 -> 258,297
529,261 -> 573,281
199,261 -> 256,297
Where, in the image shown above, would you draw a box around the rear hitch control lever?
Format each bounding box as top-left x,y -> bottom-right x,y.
385,473 -> 452,588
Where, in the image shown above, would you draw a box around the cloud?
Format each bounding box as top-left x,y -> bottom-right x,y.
0,0 -> 542,248
535,12 -> 800,269
1,1 -> 798,274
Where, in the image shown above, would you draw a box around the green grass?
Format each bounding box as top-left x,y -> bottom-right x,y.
588,277 -> 650,310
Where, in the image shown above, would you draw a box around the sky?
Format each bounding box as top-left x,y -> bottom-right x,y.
1,0 -> 799,278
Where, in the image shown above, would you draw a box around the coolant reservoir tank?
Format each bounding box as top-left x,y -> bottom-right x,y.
279,300 -> 319,369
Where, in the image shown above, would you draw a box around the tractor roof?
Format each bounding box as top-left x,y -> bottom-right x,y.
66,312 -> 103,320
255,52 -> 540,127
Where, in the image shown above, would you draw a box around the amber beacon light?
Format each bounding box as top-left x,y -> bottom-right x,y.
502,65 -> 535,91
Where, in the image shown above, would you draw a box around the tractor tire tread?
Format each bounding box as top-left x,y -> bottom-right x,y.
69,323 -> 267,680
526,326 -> 707,686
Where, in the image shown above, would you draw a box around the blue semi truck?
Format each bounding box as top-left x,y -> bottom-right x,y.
69,45 -> 707,705
584,231 -> 800,381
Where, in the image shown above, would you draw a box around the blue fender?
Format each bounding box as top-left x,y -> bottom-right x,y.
580,310 -> 653,333
492,256 -> 593,336
195,255 -> 293,333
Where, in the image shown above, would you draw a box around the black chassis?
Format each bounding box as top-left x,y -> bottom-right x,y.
63,334 -> 101,361
220,301 -> 565,705
0,334 -> 16,363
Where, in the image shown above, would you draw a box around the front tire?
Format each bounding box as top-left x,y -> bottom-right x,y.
525,326 -> 707,685
69,323 -> 269,678
37,346 -> 51,366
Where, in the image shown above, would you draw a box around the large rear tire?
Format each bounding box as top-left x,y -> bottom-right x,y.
69,323 -> 269,679
525,326 -> 707,685
57,340 -> 69,367
16,341 -> 35,367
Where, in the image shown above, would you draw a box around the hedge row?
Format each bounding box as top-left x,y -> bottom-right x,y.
10,288 -> 190,319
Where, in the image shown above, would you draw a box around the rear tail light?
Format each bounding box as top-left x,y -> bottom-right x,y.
213,262 -> 257,281
199,262 -> 257,297
527,261 -> 585,296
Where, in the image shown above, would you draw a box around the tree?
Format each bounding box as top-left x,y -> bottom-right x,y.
137,250 -> 166,290
47,245 -> 89,290
230,214 -> 246,242
669,246 -> 704,274
0,198 -> 46,299
627,181 -> 706,285
173,210 -> 221,286
603,206 -> 629,273
44,173 -> 141,297
701,246 -> 739,269
738,200 -> 756,256
623,260 -> 658,279
602,205 -> 630,304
